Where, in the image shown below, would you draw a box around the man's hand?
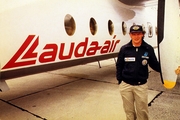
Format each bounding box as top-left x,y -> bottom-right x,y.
175,66 -> 180,75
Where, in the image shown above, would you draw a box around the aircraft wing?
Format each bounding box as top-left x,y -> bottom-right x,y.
119,0 -> 180,8
118,0 -> 158,6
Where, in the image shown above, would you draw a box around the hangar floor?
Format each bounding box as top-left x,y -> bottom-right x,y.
0,59 -> 180,120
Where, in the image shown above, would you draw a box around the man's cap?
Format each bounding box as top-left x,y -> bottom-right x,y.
129,25 -> 144,33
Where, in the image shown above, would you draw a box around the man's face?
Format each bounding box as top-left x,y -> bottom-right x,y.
129,32 -> 144,45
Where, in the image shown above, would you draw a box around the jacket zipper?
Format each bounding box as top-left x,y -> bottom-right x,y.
135,47 -> 139,81
136,47 -> 138,52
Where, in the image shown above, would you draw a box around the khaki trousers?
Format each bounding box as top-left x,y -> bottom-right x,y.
119,81 -> 149,120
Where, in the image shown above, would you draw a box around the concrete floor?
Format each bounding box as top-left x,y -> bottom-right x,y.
0,59 -> 179,120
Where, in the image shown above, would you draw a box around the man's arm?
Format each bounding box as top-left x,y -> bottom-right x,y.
148,47 -> 161,72
116,47 -> 125,84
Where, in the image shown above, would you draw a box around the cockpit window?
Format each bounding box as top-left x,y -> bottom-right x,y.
89,18 -> 97,35
64,14 -> 76,36
108,20 -> 114,35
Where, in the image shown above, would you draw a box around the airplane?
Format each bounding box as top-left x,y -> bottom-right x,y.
0,0 -> 180,91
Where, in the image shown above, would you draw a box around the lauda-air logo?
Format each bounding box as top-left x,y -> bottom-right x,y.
3,35 -> 120,69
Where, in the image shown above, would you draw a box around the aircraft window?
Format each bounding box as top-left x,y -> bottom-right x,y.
89,18 -> 97,35
155,27 -> 158,35
64,14 -> 76,36
142,24 -> 146,34
108,20 -> 114,35
147,22 -> 153,38
122,21 -> 127,35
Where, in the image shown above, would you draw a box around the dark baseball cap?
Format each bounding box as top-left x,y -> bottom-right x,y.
129,25 -> 144,33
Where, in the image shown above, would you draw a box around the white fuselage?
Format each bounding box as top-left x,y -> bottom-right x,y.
0,0 -> 158,80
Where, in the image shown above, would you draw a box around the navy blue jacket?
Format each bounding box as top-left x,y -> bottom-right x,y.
116,40 -> 160,85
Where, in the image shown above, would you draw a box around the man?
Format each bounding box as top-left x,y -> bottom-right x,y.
116,25 -> 160,120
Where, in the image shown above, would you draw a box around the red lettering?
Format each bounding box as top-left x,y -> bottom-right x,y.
110,35 -> 120,52
2,35 -> 38,69
59,43 -> 75,60
39,44 -> 58,63
109,40 -> 114,52
112,40 -> 120,52
2,35 -> 121,70
100,40 -> 111,54
74,37 -> 88,57
86,41 -> 101,56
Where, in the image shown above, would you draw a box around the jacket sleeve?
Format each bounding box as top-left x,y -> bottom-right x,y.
148,47 -> 161,72
116,47 -> 125,84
